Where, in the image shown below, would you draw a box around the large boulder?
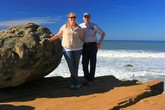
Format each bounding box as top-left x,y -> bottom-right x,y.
0,23 -> 63,88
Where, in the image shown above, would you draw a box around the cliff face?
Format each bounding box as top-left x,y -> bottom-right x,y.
0,23 -> 63,88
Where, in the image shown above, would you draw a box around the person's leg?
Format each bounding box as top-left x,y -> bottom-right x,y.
73,50 -> 82,88
89,44 -> 98,82
74,50 -> 82,74
63,51 -> 80,87
82,44 -> 90,81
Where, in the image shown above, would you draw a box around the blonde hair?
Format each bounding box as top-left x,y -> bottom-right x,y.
67,12 -> 76,18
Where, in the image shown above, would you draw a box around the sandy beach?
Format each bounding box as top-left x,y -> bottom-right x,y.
0,75 -> 164,110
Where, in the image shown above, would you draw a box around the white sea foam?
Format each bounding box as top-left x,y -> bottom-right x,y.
98,50 -> 165,58
96,50 -> 165,78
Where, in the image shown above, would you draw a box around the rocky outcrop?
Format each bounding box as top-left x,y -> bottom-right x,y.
0,76 -> 164,110
121,93 -> 165,110
0,23 -> 63,88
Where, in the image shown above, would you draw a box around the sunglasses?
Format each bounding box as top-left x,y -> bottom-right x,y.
69,16 -> 76,19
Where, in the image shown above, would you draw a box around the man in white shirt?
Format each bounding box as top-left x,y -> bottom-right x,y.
79,12 -> 105,86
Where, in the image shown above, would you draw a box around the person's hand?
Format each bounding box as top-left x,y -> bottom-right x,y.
97,42 -> 101,49
45,38 -> 51,42
45,34 -> 55,42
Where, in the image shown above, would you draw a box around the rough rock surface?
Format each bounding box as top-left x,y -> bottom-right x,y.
0,23 -> 63,88
121,93 -> 165,110
0,76 -> 164,110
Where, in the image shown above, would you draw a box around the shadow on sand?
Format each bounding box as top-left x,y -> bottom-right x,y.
0,75 -> 138,103
0,104 -> 34,110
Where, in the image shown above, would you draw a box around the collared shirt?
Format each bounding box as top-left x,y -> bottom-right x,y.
79,22 -> 104,43
60,24 -> 83,50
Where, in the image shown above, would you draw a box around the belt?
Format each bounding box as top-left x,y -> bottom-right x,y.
84,42 -> 97,45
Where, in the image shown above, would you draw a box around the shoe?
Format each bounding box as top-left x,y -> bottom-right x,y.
75,84 -> 81,89
70,85 -> 75,89
83,81 -> 94,87
70,84 -> 81,90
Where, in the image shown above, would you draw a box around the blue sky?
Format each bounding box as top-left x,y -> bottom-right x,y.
0,0 -> 165,41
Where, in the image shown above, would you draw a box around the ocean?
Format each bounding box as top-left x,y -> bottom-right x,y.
46,40 -> 165,92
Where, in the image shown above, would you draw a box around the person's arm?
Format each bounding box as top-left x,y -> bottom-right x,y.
47,30 -> 63,42
94,24 -> 105,49
79,28 -> 84,42
97,32 -> 105,49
